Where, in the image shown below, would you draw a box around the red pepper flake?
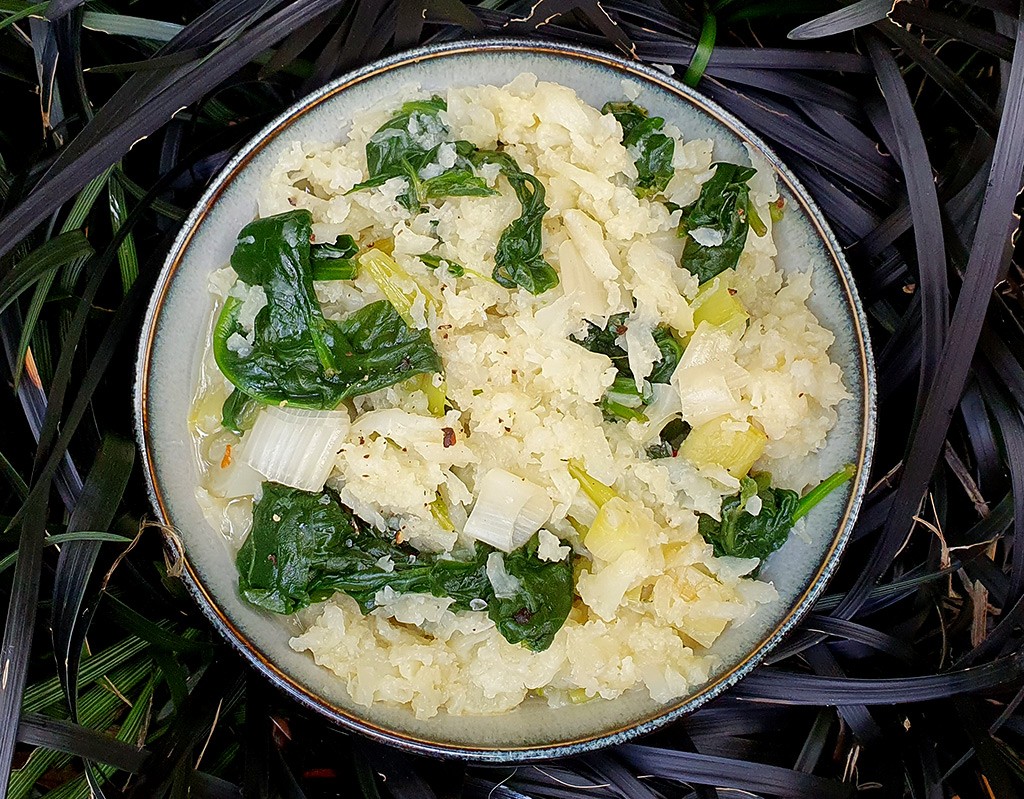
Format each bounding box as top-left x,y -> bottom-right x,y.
442,427 -> 456,448
220,444 -> 232,469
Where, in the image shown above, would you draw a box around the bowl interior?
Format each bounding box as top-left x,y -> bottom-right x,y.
136,40 -> 874,758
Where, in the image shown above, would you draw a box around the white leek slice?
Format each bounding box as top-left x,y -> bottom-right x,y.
677,322 -> 739,370
672,323 -> 748,426
463,468 -> 554,552
243,405 -> 349,492
674,364 -> 742,427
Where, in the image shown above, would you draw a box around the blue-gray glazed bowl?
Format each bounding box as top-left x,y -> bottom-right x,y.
134,38 -> 876,761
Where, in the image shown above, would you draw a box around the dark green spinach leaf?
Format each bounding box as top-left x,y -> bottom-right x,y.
238,481 -> 364,614
698,465 -> 855,561
678,162 -> 757,284
470,150 -> 559,295
603,101 -> 675,199
491,539 -> 575,651
238,482 -> 575,651
350,97 -> 495,210
213,210 -> 441,410
646,419 -> 691,459
310,234 -> 358,280
573,311 -> 683,425
698,473 -> 798,561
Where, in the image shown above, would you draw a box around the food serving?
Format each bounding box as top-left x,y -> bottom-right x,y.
187,74 -> 851,720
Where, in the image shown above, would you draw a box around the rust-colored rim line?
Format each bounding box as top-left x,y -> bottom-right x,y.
136,38 -> 876,761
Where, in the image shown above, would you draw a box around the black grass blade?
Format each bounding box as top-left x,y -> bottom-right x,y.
0,492 -> 48,799
16,713 -> 148,772
733,652 -> 1024,704
617,744 -> 853,799
834,1 -> 1024,621
788,0 -> 892,41
865,32 -> 949,413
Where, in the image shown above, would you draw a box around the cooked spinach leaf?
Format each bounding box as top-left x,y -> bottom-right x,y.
601,375 -> 651,423
650,328 -> 685,383
573,310 -> 683,420
350,97 -> 495,210
645,419 -> 692,459
603,101 -> 675,199
213,210 -> 441,410
238,482 -> 575,651
646,441 -> 674,459
237,481 -> 363,613
421,167 -> 495,199
678,162 -> 758,284
574,312 -> 682,385
310,234 -> 358,280
491,539 -> 575,651
573,312 -> 682,421
221,388 -> 260,435
698,465 -> 855,561
470,149 -> 559,295
698,473 -> 798,561
419,253 -> 465,277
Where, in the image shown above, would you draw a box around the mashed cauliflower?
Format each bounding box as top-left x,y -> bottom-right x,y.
189,75 -> 848,719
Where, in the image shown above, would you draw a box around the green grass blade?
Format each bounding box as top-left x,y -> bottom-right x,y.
13,169 -> 109,386
41,677 -> 156,799
0,2 -> 46,32
0,450 -> 28,499
105,594 -> 205,653
0,531 -> 133,574
7,660 -> 152,799
81,11 -> 184,41
0,491 -> 48,794
0,230 -> 94,319
16,714 -> 148,773
113,169 -> 186,221
107,171 -> 139,293
22,635 -> 149,714
52,435 -> 136,723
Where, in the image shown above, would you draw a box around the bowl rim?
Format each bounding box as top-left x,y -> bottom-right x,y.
134,36 -> 877,761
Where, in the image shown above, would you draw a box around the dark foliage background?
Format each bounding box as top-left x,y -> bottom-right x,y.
1,0 -> 1024,797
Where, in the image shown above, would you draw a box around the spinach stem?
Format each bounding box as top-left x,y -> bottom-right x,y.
601,399 -> 648,423
792,464 -> 856,522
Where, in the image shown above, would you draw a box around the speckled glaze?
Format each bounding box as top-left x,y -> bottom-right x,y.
134,39 -> 877,761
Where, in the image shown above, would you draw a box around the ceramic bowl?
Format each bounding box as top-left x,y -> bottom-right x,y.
135,38 -> 876,761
